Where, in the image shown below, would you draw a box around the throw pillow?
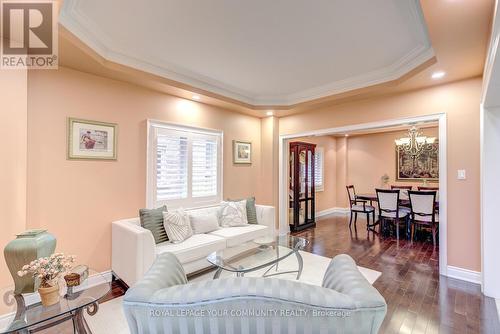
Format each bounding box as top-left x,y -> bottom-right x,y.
139,205 -> 168,244
219,200 -> 248,227
228,197 -> 258,224
189,213 -> 219,234
163,209 -> 193,243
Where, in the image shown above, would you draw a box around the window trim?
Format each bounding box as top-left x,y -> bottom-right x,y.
315,147 -> 325,192
146,119 -> 223,209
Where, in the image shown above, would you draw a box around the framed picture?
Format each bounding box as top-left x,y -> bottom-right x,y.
67,118 -> 118,160
396,142 -> 439,182
233,140 -> 252,164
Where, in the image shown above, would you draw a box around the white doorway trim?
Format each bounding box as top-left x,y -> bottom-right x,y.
278,113 -> 448,276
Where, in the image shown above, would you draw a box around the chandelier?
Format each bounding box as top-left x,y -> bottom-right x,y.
395,126 -> 437,160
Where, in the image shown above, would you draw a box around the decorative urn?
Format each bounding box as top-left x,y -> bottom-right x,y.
4,229 -> 56,294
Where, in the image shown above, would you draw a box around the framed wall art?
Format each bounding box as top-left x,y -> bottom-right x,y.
396,142 -> 439,182
233,140 -> 252,164
67,118 -> 117,160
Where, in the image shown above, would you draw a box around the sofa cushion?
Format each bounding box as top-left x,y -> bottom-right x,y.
189,213 -> 219,234
228,197 -> 258,224
139,205 -> 168,244
163,209 -> 193,243
218,200 -> 248,227
155,234 -> 226,264
209,225 -> 269,247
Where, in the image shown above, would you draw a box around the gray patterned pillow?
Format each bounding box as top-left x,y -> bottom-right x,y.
218,200 -> 248,227
139,205 -> 168,244
163,209 -> 193,243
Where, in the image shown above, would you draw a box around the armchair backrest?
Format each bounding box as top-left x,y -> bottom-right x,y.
123,253 -> 387,334
376,189 -> 400,218
346,185 -> 356,208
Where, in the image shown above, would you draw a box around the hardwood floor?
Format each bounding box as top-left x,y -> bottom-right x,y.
291,215 -> 500,334
108,214 -> 500,334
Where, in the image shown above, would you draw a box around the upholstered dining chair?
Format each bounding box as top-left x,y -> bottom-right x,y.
417,186 -> 438,191
390,185 -> 413,201
376,189 -> 410,240
408,190 -> 439,246
418,186 -> 439,203
346,185 -> 376,231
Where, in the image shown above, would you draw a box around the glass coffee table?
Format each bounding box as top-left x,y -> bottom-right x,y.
0,269 -> 111,334
207,235 -> 308,280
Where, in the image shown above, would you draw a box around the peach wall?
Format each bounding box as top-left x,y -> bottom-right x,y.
293,136 -> 337,212
336,137 -> 349,208
346,127 -> 439,194
26,67 -> 263,274
279,78 -> 482,272
0,69 -> 28,287
260,116 -> 280,227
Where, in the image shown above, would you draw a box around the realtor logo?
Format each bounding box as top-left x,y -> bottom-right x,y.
1,1 -> 58,69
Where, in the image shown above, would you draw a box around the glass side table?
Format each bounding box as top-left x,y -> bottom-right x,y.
0,269 -> 111,334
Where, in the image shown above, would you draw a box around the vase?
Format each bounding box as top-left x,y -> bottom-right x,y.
38,284 -> 60,307
4,229 -> 56,294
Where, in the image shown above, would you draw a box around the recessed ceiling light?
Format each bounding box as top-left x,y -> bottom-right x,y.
192,94 -> 201,100
266,111 -> 274,116
344,134 -> 349,137
431,71 -> 446,80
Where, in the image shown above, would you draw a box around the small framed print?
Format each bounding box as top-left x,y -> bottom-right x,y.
233,140 -> 252,164
67,118 -> 117,160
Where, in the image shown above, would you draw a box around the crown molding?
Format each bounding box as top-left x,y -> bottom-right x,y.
60,0 -> 434,107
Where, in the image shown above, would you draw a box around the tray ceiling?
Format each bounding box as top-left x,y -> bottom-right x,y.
60,0 -> 434,106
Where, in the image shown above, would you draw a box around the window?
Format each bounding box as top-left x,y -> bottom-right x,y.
147,121 -> 222,208
315,147 -> 324,191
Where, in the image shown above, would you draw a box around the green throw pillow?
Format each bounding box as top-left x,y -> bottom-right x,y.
139,205 -> 168,244
228,197 -> 258,224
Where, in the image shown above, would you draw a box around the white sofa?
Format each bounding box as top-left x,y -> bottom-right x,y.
112,204 -> 275,286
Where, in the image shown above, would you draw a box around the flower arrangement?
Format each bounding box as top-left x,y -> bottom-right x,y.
18,253 -> 76,288
381,173 -> 390,187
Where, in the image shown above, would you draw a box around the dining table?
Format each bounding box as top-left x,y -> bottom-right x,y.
355,193 -> 439,211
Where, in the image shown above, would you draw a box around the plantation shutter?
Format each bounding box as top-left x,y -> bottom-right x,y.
192,136 -> 218,197
315,148 -> 324,190
156,132 -> 188,200
149,122 -> 222,208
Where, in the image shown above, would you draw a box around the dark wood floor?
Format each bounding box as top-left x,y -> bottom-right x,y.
291,215 -> 500,334
107,214 -> 499,334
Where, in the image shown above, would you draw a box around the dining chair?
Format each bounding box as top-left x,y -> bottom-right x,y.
408,190 -> 439,246
390,185 -> 413,201
417,186 -> 438,191
417,186 -> 439,203
346,185 -> 376,231
376,189 -> 410,240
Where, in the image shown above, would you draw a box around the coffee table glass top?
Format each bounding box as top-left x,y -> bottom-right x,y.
206,235 -> 308,275
0,269 -> 111,333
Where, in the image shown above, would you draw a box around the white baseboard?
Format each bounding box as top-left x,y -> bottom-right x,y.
447,265 -> 482,285
316,207 -> 350,218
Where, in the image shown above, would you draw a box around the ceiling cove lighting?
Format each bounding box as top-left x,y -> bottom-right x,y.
431,71 -> 446,80
192,95 -> 201,100
395,126 -> 437,161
